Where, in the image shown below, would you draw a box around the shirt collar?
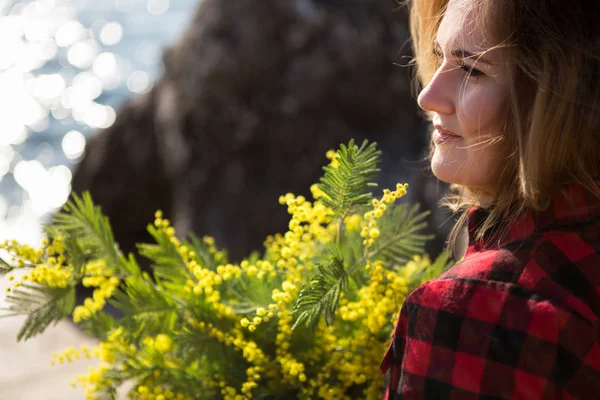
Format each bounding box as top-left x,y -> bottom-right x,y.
466,182 -> 600,248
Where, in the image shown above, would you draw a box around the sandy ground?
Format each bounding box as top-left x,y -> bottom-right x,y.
0,275 -> 105,400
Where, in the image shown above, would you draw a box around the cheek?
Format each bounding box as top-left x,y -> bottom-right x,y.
457,84 -> 507,132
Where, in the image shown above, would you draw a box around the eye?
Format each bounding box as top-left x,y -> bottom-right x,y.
432,45 -> 444,62
457,60 -> 484,79
432,43 -> 485,80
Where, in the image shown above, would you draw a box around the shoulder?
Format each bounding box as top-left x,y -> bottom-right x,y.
441,223 -> 600,299
438,245 -> 525,284
405,225 -> 600,332
400,275 -> 600,398
424,228 -> 600,321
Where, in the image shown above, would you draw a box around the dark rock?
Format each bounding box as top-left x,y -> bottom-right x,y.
71,0 -> 452,273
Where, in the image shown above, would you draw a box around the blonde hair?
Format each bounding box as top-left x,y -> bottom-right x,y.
407,0 -> 600,253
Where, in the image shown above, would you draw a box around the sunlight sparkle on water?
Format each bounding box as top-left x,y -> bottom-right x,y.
147,0 -> 169,16
67,39 -> 100,69
0,196 -> 7,220
0,201 -> 43,245
0,145 -> 13,181
93,51 -> 121,88
127,70 -> 152,94
55,20 -> 85,47
60,71 -> 102,112
39,38 -> 58,60
61,130 -> 86,160
83,103 -> 116,128
31,73 -> 66,104
93,52 -> 117,77
0,0 -> 188,251
15,41 -> 46,72
24,18 -> 51,42
99,22 -> 123,46
13,160 -> 72,217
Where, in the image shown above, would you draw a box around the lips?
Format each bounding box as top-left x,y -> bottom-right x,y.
433,124 -> 460,137
432,124 -> 462,144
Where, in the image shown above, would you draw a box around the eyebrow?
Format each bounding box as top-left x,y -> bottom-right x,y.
433,40 -> 495,66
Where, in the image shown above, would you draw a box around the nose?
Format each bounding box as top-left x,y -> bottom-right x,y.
417,65 -> 454,115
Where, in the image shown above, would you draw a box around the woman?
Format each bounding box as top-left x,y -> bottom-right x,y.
381,0 -> 600,398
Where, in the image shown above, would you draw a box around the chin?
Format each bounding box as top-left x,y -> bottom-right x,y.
431,163 -> 496,200
430,156 -> 463,186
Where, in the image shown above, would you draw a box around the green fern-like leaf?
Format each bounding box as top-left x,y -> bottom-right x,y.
119,252 -> 142,277
318,139 -> 381,218
368,203 -> 434,266
291,256 -> 348,330
60,231 -> 89,278
0,256 -> 14,276
1,284 -> 75,341
188,233 -> 222,271
51,192 -> 121,271
109,274 -> 180,340
137,225 -> 190,289
79,310 -> 115,340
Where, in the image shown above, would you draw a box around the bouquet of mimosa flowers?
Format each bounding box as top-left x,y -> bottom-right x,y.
0,140 -> 451,400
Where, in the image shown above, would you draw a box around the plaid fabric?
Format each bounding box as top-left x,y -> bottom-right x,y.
381,183 -> 600,399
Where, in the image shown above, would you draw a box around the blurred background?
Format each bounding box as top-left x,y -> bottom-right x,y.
0,1 -> 195,398
0,0 -> 188,246
0,0 -> 451,398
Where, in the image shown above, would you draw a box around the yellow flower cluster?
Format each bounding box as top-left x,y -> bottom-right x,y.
237,259 -> 275,281
140,333 -> 175,356
231,179 -> 418,399
295,259 -> 408,399
0,239 -> 43,266
277,191 -> 334,259
75,365 -> 111,400
241,188 -> 335,334
241,304 -> 276,333
215,364 -> 263,400
75,182 -> 421,400
336,332 -> 384,389
308,348 -> 352,400
131,385 -> 191,400
361,184 -> 409,248
202,235 -> 227,264
153,333 -> 173,353
344,214 -> 362,232
155,213 -> 234,317
185,317 -> 269,400
73,260 -> 120,323
275,313 -> 307,384
50,344 -> 96,366
28,263 -> 71,288
70,328 -> 190,400
325,149 -> 340,168
2,235 -> 71,292
2,147 -> 439,400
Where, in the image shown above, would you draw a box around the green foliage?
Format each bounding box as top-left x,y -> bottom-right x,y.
2,284 -> 75,341
109,274 -> 180,340
0,139 -> 455,400
369,203 -> 433,265
50,192 -> 121,271
80,311 -> 115,340
0,257 -> 14,276
291,256 -> 348,330
318,139 -> 381,218
138,226 -> 190,288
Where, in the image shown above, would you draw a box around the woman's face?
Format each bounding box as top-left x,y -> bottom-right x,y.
417,0 -> 512,194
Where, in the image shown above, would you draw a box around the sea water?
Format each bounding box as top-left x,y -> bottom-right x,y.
0,0 -> 197,245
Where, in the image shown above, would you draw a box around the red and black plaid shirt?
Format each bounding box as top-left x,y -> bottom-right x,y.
381,183 -> 600,399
